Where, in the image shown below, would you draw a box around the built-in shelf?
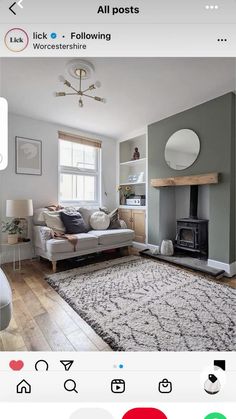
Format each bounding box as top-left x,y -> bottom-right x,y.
120,158 -> 147,166
151,172 -> 219,187
119,182 -> 146,186
119,134 -> 147,244
119,205 -> 146,210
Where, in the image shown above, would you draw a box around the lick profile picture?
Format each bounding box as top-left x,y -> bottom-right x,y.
4,28 -> 29,52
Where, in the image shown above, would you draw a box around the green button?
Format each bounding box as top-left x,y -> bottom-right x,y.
204,413 -> 227,419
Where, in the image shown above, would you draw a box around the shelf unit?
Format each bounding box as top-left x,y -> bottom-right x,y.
119,182 -> 146,186
119,134 -> 146,194
118,133 -> 147,244
119,205 -> 146,210
120,157 -> 147,166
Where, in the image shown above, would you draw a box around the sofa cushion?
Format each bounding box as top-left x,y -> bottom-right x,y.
60,211 -> 89,234
88,229 -> 135,246
44,211 -> 65,233
33,208 -> 48,226
90,211 -> 110,230
0,269 -> 12,331
46,233 -> 98,254
78,207 -> 99,229
100,207 -> 121,229
33,206 -> 77,226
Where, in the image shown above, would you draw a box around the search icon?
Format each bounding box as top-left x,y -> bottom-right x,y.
64,379 -> 78,393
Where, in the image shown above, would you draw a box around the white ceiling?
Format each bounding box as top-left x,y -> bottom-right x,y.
1,58 -> 235,139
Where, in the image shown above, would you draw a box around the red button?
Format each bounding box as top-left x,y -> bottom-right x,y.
122,408 -> 167,419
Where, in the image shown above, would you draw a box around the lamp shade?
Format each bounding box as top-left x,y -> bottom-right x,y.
6,199 -> 33,218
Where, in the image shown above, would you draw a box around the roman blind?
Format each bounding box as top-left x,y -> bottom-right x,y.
58,131 -> 102,149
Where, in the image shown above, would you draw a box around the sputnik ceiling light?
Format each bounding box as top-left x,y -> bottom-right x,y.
54,60 -> 106,108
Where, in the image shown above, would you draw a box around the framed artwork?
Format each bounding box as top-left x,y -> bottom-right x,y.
15,136 -> 42,175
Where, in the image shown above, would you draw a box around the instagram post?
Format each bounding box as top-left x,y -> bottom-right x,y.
0,57 -> 235,353
0,1 -> 235,418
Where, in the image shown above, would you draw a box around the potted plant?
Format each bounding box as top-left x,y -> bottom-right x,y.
1,219 -> 23,245
118,185 -> 133,205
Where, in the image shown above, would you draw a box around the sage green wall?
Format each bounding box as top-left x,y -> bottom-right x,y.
148,92 -> 235,265
227,92 -> 235,263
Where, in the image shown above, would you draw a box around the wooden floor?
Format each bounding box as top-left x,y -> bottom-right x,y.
1,253 -> 235,351
0,258 -> 113,352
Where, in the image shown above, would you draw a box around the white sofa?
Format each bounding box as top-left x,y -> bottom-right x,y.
33,208 -> 135,272
0,269 -> 12,331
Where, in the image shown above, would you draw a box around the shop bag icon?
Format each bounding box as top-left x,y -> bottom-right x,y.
158,378 -> 172,393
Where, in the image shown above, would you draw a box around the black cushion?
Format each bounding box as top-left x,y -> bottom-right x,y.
60,211 -> 89,234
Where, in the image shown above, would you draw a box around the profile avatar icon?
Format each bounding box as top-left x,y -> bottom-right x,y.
204,374 -> 221,395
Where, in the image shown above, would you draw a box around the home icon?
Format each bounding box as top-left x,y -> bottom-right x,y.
16,379 -> 31,394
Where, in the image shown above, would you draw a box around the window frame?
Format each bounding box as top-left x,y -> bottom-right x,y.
58,136 -> 101,207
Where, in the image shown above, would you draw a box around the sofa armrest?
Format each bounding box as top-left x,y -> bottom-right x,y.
33,225 -> 53,251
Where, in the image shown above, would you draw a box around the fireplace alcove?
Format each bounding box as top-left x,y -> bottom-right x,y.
175,185 -> 208,258
141,173 -> 225,277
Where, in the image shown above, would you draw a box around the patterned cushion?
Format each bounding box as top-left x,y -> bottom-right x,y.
100,207 -> 121,229
90,211 -> 110,230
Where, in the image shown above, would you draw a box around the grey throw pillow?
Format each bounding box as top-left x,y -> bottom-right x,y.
78,207 -> 99,230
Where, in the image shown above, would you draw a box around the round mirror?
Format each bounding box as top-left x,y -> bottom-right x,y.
165,129 -> 200,170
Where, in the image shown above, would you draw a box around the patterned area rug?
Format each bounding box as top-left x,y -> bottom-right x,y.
46,256 -> 236,351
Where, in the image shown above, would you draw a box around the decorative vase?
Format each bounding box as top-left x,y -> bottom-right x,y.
120,194 -> 126,205
8,234 -> 18,245
160,240 -> 174,256
150,246 -> 160,255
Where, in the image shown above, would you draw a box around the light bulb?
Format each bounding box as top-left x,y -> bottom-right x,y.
55,92 -> 66,97
79,98 -> 83,108
94,96 -> 107,103
95,81 -> 101,88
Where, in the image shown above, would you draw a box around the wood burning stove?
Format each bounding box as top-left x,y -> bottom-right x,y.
175,185 -> 208,257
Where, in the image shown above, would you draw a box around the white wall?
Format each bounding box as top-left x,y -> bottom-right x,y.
0,59 -> 2,95
0,113 -> 117,261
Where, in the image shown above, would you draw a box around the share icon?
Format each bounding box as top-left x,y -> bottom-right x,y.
60,360 -> 74,371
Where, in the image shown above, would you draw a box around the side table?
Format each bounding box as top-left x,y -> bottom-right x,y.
0,241 -> 31,271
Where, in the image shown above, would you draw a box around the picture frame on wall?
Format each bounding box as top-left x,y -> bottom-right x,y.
15,136 -> 42,175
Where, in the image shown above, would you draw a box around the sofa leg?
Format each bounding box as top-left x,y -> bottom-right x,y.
121,246 -> 130,256
52,261 -> 57,273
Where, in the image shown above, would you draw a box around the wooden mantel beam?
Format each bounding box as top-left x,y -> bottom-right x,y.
151,172 -> 219,187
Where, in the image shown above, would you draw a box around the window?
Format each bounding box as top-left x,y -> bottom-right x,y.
59,131 -> 101,205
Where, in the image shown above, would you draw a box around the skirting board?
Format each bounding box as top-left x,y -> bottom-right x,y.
208,259 -> 236,277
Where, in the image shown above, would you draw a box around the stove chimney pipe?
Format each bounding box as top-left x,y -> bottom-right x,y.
189,185 -> 198,219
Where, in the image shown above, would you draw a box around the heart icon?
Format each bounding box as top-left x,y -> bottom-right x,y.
9,360 -> 24,371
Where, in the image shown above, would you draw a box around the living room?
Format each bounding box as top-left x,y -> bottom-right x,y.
0,57 -> 235,352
